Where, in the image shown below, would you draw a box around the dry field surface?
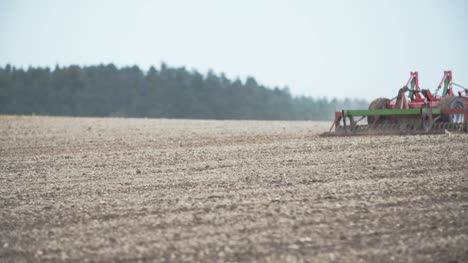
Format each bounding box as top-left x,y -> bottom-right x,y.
0,116 -> 467,262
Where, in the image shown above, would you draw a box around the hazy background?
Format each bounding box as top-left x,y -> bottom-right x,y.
1,0 -> 467,100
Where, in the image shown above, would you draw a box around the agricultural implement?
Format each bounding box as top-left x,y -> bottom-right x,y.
323,71 -> 468,136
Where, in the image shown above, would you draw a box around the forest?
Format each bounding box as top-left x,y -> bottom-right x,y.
0,63 -> 367,120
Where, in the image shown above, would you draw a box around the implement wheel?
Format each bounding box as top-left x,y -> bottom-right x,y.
439,96 -> 465,124
367,98 -> 391,125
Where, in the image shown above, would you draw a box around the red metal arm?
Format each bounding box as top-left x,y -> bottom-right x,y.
436,70 -> 454,96
405,72 -> 422,101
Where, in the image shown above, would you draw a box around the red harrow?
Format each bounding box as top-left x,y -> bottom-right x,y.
323,71 -> 468,136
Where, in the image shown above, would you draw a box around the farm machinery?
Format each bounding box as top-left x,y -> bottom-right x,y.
323,71 -> 468,136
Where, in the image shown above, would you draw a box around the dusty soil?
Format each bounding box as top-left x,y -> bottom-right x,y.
0,116 -> 467,263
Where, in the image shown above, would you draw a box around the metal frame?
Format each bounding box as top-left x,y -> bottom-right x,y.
329,107 -> 468,133
327,70 -> 468,134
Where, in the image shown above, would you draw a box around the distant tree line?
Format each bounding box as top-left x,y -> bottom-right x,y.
0,64 -> 367,120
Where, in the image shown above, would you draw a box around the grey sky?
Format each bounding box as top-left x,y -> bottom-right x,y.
1,0 -> 467,100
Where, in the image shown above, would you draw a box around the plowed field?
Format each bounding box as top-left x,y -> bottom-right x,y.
1,116 -> 467,262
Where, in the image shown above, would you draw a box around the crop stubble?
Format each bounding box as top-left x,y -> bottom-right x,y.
0,116 -> 467,262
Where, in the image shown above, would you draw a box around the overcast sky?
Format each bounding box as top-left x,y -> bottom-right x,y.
1,0 -> 467,100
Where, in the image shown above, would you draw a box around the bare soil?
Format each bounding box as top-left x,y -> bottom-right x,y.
0,116 -> 467,262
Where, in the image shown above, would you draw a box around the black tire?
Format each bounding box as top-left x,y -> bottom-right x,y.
439,96 -> 465,124
367,98 -> 391,125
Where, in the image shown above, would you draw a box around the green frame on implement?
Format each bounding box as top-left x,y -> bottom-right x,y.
322,71 -> 468,136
